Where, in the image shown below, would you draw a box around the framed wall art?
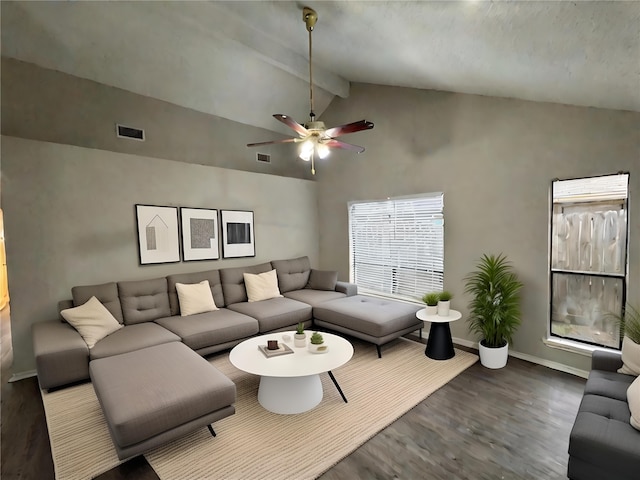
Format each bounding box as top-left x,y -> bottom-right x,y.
221,210 -> 255,258
135,204 -> 180,265
180,207 -> 219,261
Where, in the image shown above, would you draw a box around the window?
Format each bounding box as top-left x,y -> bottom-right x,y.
349,193 -> 444,302
549,173 -> 629,349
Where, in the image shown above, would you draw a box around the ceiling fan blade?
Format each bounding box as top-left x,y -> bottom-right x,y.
273,114 -> 308,136
324,139 -> 366,154
324,120 -> 374,138
246,138 -> 298,148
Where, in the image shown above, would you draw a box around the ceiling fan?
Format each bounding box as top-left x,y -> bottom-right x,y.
247,6 -> 374,175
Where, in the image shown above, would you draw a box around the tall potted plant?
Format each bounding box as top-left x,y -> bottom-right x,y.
612,304 -> 640,375
464,253 -> 523,369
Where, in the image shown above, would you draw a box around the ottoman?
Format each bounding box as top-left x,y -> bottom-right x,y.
314,295 -> 423,357
90,342 -> 236,460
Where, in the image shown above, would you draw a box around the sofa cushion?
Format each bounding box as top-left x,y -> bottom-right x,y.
89,322 -> 180,360
72,282 -> 124,323
227,297 -> 312,333
118,277 -> 171,325
244,269 -> 283,302
219,262 -> 273,305
585,370 -> 635,402
60,296 -> 124,348
155,310 -> 259,351
619,335 -> 640,376
306,269 -> 338,291
629,376 -> 640,430
283,289 -> 346,307
176,280 -> 218,316
271,256 -> 311,293
167,269 -> 225,313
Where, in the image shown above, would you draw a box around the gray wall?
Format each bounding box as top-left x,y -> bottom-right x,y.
317,83 -> 639,372
1,136 -> 318,375
1,57 -> 314,181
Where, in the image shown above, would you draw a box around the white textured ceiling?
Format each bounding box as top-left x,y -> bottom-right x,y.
2,1 -> 639,135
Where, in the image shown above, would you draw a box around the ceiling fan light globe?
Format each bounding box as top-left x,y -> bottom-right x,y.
317,143 -> 330,159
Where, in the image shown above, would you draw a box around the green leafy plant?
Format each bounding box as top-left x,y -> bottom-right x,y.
310,332 -> 324,345
422,292 -> 440,306
464,253 -> 523,348
295,322 -> 305,335
438,291 -> 453,302
613,304 -> 640,344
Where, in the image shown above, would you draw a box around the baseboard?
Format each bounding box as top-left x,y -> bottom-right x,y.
451,336 -> 589,379
9,369 -> 37,382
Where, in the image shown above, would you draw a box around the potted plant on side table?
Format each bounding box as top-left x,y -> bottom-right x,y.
422,292 -> 440,316
294,322 -> 307,348
464,253 -> 523,369
437,290 -> 453,316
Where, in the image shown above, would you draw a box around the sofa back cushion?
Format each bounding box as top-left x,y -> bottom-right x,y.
117,277 -> 171,325
271,256 -> 311,293
219,262 -> 273,305
71,282 -> 124,324
167,270 -> 225,313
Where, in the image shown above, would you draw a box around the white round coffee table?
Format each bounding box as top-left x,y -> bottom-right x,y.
416,309 -> 462,360
229,331 -> 353,414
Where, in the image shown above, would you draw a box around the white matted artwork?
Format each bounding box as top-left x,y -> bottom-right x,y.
135,204 -> 180,265
221,210 -> 255,258
180,207 -> 219,261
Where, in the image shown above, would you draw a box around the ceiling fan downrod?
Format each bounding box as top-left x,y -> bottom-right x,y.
303,7 -> 317,123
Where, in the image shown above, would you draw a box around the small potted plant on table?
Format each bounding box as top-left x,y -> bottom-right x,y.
437,290 -> 453,316
308,331 -> 328,353
422,292 -> 439,316
294,322 -> 307,347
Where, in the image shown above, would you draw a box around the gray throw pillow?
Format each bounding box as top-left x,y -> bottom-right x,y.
306,269 -> 338,291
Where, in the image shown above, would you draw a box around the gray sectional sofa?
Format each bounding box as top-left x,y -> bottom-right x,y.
33,255 -> 424,390
568,349 -> 640,480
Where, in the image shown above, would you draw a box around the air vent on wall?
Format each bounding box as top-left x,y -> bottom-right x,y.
256,153 -> 271,164
116,124 -> 145,141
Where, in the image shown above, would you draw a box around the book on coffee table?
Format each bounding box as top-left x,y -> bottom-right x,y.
258,343 -> 294,358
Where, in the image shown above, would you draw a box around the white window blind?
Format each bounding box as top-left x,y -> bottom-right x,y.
349,193 -> 444,302
553,173 -> 629,203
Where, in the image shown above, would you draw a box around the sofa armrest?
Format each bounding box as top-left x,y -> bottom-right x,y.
335,281 -> 357,297
32,320 -> 90,390
592,349 -> 623,372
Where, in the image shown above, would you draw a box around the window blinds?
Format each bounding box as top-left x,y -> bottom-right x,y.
553,173 -> 629,203
349,193 -> 444,302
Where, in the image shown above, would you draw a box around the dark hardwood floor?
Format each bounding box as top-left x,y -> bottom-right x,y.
1,309 -> 585,480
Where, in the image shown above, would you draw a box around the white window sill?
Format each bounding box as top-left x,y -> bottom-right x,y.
542,336 -> 620,357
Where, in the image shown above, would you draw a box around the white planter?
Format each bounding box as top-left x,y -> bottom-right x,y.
437,300 -> 450,317
308,342 -> 329,354
425,305 -> 438,316
478,341 -> 509,369
294,334 -> 306,348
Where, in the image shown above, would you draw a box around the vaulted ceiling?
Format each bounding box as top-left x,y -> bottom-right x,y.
2,1 -> 639,136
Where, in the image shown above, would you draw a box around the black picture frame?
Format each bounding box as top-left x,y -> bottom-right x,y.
135,204 -> 180,265
221,210 -> 255,258
180,207 -> 220,261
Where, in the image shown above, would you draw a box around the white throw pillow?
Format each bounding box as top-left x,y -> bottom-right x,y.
628,376 -> 640,431
244,269 -> 283,302
176,280 -> 218,316
60,296 -> 123,348
618,336 -> 640,376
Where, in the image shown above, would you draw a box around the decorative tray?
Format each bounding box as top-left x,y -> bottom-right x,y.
258,343 -> 294,358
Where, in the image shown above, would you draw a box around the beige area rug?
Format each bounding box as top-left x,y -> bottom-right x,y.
41,338 -> 477,480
